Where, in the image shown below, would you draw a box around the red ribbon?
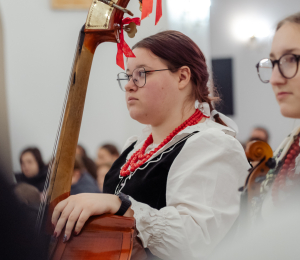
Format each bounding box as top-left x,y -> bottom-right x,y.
116,17 -> 141,70
141,0 -> 162,25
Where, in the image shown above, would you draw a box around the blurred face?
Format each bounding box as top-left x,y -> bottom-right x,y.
97,165 -> 110,192
76,146 -> 84,157
270,22 -> 300,118
21,152 -> 39,178
96,148 -> 117,166
125,48 -> 180,126
250,129 -> 268,142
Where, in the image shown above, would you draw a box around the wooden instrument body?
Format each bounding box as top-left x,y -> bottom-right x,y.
40,1 -> 146,259
51,214 -> 135,260
238,140 -> 274,230
47,0 -> 129,213
245,140 -> 274,203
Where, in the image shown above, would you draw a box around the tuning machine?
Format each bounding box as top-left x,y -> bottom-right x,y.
123,22 -> 138,38
114,22 -> 138,39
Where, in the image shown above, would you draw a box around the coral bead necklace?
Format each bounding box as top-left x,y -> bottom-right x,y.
120,109 -> 206,177
272,133 -> 300,204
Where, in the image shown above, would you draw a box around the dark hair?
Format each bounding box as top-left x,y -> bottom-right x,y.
132,30 -> 224,125
77,144 -> 87,157
73,155 -> 84,173
277,12 -> 300,30
100,144 -> 119,157
20,147 -> 45,171
250,126 -> 270,143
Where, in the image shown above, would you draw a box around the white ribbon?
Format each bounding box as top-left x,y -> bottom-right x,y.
195,101 -> 239,134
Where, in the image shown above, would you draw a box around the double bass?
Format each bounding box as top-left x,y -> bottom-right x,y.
36,1 -> 147,259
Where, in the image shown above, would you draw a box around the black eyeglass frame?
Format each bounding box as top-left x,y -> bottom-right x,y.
117,68 -> 171,91
256,54 -> 300,83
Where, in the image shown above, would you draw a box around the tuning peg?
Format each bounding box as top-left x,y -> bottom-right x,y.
124,22 -> 138,38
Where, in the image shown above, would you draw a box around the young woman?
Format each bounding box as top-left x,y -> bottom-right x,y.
15,147 -> 48,192
52,31 -> 249,260
95,143 -> 120,167
255,12 -> 300,219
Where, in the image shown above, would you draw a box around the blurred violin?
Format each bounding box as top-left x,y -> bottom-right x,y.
244,140 -> 275,202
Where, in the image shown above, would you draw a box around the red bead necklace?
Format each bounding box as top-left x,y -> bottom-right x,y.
120,109 -> 206,177
272,134 -> 300,204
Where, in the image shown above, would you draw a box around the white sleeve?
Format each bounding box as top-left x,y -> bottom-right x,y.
129,128 -> 250,260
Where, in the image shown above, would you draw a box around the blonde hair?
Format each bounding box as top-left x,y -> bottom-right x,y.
277,12 -> 300,31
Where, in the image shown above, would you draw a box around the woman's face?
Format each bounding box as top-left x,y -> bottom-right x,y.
21,152 -> 39,178
125,48 -> 181,126
96,148 -> 117,166
270,22 -> 300,118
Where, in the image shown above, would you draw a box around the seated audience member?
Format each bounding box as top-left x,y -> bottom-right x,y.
14,182 -> 41,207
15,147 -> 48,192
0,167 -> 48,260
76,144 -> 97,179
248,126 -> 269,143
95,143 -> 119,167
245,126 -> 270,155
13,183 -> 41,232
71,156 -> 101,195
96,163 -> 112,192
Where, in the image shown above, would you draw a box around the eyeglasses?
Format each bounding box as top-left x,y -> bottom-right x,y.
256,54 -> 300,83
117,67 -> 171,91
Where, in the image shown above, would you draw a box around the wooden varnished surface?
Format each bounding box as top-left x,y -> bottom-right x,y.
52,215 -> 135,260
245,140 -> 273,202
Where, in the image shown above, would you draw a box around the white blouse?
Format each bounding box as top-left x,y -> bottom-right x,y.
122,119 -> 250,260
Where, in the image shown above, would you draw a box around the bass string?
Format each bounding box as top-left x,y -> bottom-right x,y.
36,32 -> 82,234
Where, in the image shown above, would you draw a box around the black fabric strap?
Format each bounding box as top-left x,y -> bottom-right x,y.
115,192 -> 132,216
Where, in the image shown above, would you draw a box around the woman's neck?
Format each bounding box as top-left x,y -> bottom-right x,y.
151,104 -> 201,144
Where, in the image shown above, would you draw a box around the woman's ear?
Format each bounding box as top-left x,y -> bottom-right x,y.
177,66 -> 192,90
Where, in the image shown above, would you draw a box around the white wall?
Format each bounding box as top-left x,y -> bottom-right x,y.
210,0 -> 300,149
0,0 -> 211,171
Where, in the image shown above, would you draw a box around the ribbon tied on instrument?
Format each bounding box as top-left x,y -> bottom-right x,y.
141,0 -> 162,25
117,17 -> 141,70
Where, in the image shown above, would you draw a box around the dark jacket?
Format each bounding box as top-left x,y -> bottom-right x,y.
71,172 -> 101,195
15,166 -> 48,192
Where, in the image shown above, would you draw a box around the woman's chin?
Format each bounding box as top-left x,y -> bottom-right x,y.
280,105 -> 300,119
129,111 -> 150,125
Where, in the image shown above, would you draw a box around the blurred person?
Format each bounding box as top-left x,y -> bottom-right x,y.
209,196 -> 300,260
71,155 -> 100,195
95,143 -> 119,167
76,144 -> 97,179
96,163 -> 112,192
247,12 -> 300,226
15,147 -> 48,192
52,31 -> 249,260
14,182 -> 41,207
210,15 -> 300,259
248,126 -> 269,143
0,167 -> 48,260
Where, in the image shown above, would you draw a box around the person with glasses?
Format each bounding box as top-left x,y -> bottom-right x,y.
253,12 -> 300,223
52,30 -> 249,260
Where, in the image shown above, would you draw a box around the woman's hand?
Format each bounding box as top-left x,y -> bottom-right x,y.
52,193 -> 123,242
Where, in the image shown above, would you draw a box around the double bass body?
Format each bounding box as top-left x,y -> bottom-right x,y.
38,1 -> 145,259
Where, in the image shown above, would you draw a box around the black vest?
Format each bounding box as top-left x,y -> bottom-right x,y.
103,133 -> 196,259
